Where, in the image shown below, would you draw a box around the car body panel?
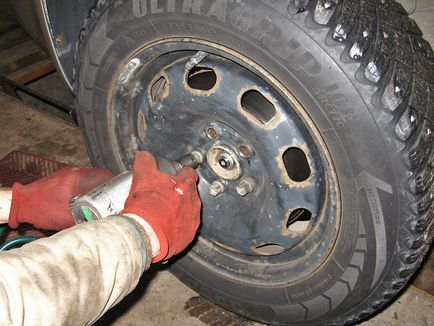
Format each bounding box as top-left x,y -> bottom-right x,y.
33,0 -> 95,91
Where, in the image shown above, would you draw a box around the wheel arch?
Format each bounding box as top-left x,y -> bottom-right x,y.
34,0 -> 97,91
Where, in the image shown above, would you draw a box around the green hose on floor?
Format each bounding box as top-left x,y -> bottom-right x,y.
0,226 -> 6,238
0,224 -> 38,251
0,236 -> 37,251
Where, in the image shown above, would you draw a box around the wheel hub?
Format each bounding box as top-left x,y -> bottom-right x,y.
207,144 -> 241,181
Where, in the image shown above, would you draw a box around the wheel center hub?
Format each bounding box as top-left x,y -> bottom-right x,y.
207,145 -> 241,180
218,153 -> 233,169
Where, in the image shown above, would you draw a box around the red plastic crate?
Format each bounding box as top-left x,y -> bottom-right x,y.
0,150 -> 69,187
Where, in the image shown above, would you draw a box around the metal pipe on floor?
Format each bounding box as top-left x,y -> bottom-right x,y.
0,74 -> 76,121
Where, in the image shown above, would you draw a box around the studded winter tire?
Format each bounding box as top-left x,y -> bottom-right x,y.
75,0 -> 433,324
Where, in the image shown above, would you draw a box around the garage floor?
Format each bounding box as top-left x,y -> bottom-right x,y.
1,0 -> 433,325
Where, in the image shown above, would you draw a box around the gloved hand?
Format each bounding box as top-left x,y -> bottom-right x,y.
122,151 -> 201,263
9,167 -> 114,230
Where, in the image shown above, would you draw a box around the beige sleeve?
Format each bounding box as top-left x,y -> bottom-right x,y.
0,216 -> 152,326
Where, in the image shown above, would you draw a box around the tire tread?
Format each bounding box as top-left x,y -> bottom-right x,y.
301,0 -> 433,324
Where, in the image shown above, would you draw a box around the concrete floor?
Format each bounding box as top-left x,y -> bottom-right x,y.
1,0 -> 433,325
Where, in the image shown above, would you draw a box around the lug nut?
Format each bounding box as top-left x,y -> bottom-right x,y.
209,180 -> 225,197
236,177 -> 256,197
190,150 -> 205,164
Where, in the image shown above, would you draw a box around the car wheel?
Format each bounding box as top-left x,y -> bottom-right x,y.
75,0 -> 433,324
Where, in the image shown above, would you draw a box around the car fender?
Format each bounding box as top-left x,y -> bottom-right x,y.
35,0 -> 96,91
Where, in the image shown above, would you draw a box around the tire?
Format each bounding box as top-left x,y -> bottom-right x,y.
75,0 -> 433,324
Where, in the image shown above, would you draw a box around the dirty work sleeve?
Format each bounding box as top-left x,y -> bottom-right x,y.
0,216 -> 152,325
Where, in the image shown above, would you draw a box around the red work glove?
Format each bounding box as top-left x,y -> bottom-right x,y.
122,151 -> 201,263
9,167 -> 114,230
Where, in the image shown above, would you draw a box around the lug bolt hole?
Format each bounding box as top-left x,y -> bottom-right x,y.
238,145 -> 252,159
206,127 -> 218,140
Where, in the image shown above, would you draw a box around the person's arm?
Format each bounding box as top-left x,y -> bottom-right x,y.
0,188 -> 12,224
0,216 -> 155,326
0,181 -> 161,258
0,151 -> 200,325
8,167 -> 114,230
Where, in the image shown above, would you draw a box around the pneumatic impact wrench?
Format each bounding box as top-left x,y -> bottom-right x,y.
70,151 -> 204,224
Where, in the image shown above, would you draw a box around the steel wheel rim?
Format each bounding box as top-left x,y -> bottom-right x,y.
109,39 -> 341,284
